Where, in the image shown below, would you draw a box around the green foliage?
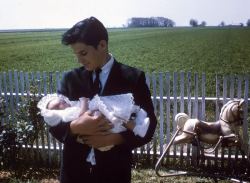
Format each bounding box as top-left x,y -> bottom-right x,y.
0,27 -> 250,74
0,87 -> 44,176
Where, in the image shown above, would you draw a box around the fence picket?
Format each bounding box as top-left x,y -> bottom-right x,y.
165,72 -> 171,144
191,73 -> 199,166
179,72 -> 185,165
0,73 -> 2,97
145,73 -> 151,162
243,76 -> 249,149
3,72 -> 8,106
172,72 -> 178,161
221,74 -> 228,170
223,75 -> 228,104
14,71 -> 19,109
0,73 -> 3,125
20,71 -> 24,96
230,75 -> 235,99
152,73 -> 157,161
180,72 -> 184,113
173,72 -> 178,132
43,71 -> 47,95
186,72 -> 192,166
159,73 -> 164,154
25,72 -> 30,97
193,73 -> 199,118
215,75 -> 220,121
201,73 -> 206,120
237,75 -> 242,98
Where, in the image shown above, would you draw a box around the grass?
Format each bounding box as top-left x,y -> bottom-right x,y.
1,168 -> 232,183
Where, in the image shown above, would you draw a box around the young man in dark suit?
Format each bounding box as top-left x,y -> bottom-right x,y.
49,16 -> 157,183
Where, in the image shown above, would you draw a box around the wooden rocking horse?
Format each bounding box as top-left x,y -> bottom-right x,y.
155,99 -> 248,179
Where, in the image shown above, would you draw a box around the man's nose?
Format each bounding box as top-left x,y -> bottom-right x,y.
77,57 -> 85,64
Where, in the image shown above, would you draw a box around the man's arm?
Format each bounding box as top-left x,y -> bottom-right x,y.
119,72 -> 157,149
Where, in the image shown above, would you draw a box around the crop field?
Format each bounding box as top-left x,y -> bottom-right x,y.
0,27 -> 250,74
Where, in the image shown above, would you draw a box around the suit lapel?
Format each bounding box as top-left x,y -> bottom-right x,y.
79,68 -> 94,98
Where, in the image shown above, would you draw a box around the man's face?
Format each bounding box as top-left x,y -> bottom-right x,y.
70,41 -> 106,71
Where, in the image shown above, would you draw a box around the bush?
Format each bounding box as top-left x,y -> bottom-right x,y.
0,88 -> 44,176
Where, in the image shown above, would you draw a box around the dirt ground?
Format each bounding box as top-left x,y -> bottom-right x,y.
0,168 -> 59,183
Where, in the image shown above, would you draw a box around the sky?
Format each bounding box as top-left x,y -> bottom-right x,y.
0,0 -> 250,29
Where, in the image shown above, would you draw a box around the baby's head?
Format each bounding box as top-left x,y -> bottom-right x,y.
47,98 -> 71,110
37,93 -> 71,111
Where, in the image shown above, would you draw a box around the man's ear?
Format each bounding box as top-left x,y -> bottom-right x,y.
98,40 -> 108,51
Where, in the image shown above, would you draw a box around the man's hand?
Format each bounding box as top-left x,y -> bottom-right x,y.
123,120 -> 136,131
70,110 -> 113,136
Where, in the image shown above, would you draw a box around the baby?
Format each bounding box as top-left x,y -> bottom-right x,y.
37,93 -> 150,138
38,94 -> 89,127
37,93 -> 150,165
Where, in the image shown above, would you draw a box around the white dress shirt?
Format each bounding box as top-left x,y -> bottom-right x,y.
92,54 -> 114,94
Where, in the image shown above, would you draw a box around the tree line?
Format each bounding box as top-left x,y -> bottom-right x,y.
127,17 -> 250,27
190,19 -> 250,27
127,17 -> 175,27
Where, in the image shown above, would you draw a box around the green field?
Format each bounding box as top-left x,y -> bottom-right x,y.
1,27 -> 250,74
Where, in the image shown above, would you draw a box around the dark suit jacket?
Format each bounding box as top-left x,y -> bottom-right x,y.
49,60 -> 157,183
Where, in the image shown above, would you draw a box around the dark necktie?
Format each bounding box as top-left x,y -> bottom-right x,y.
93,68 -> 102,95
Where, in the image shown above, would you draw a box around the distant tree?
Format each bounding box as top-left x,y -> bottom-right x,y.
219,21 -> 225,27
154,17 -> 175,27
200,21 -> 206,27
164,18 -> 175,27
239,23 -> 244,27
127,17 -> 175,28
247,19 -> 250,27
190,19 -> 198,27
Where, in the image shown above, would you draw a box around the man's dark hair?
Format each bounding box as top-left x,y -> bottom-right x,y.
62,17 -> 108,48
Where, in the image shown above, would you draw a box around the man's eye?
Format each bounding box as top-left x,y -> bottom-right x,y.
80,52 -> 87,56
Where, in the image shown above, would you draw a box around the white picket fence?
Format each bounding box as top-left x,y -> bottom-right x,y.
0,71 -> 249,170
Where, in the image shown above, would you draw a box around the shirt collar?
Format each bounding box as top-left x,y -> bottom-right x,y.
100,54 -> 114,74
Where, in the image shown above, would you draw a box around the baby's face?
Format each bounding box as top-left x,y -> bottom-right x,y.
47,98 -> 71,110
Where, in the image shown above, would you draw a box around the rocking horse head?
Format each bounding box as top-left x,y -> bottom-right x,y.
218,99 -> 245,148
219,99 -> 244,132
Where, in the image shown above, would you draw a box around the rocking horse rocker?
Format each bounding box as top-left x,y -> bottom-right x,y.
155,99 -> 249,180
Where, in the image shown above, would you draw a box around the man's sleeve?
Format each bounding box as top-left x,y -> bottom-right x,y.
119,72 -> 157,149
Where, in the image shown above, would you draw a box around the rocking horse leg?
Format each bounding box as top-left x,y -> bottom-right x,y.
155,128 -> 188,177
